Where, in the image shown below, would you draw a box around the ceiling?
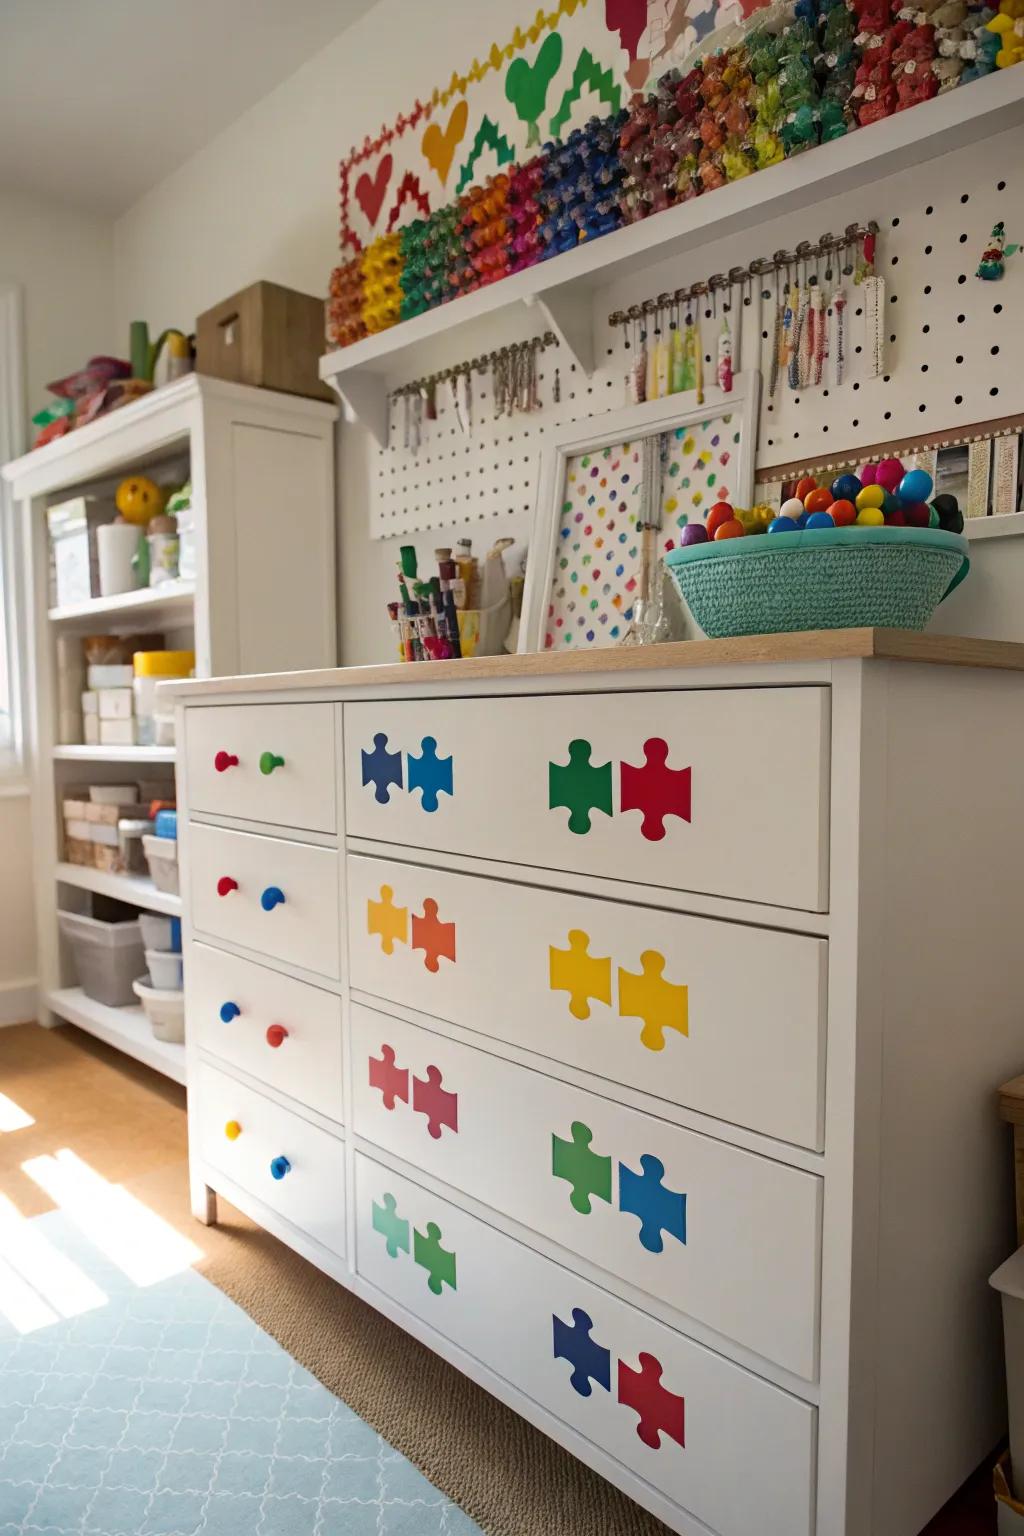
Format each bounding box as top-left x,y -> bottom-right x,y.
0,0 -> 377,214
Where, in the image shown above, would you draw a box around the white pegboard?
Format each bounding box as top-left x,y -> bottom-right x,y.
371,126 -> 1022,540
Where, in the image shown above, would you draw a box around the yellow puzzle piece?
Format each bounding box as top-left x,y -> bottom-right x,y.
367,885 -> 409,955
618,951 -> 688,1051
549,929 -> 612,1021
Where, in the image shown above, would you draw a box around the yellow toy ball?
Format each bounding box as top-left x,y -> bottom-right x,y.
855,484 -> 885,512
115,474 -> 167,525
855,506 -> 885,527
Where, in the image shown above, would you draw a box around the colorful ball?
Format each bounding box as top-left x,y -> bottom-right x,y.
882,491 -> 901,516
898,468 -> 934,505
797,511 -> 811,528
903,502 -> 931,527
855,506 -> 885,527
829,499 -> 856,526
831,473 -> 862,501
768,515 -> 799,534
886,508 -> 906,526
779,496 -> 805,519
804,487 -> 833,514
680,522 -> 708,545
713,519 -> 744,540
876,458 -> 905,492
859,463 -> 879,486
805,511 -> 835,529
855,484 -> 885,511
794,476 -> 818,502
928,507 -> 940,528
706,501 -> 735,537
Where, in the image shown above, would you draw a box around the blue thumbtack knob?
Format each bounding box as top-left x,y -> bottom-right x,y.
270,1156 -> 291,1180
219,1002 -> 241,1022
260,886 -> 285,912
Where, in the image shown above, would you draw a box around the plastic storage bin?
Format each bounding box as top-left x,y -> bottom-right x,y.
146,949 -> 183,990
59,907 -> 144,1007
143,835 -> 179,895
118,817 -> 154,875
133,977 -> 185,1043
138,913 -> 175,952
133,651 -> 194,747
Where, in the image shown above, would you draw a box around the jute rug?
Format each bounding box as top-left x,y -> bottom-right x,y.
0,1023 -> 671,1536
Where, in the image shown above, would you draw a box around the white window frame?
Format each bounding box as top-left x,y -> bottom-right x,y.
0,283 -> 26,780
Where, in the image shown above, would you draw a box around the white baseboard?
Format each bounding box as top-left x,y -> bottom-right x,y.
0,980 -> 37,1026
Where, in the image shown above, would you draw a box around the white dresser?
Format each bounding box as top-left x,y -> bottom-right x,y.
170,630 -> 1024,1536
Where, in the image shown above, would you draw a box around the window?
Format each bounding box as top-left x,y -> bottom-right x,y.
0,284 -> 25,774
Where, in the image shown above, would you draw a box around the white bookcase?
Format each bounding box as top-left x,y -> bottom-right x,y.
2,373 -> 338,1081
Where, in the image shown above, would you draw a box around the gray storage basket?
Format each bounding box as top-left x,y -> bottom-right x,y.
58,909 -> 145,1007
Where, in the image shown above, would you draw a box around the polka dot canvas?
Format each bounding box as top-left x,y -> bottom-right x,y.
544,414 -> 743,651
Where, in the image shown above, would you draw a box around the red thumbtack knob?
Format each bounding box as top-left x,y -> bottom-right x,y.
215,751 -> 239,772
217,876 -> 238,897
266,1024 -> 288,1049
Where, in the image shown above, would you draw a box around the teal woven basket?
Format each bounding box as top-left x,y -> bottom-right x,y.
664,526 -> 970,639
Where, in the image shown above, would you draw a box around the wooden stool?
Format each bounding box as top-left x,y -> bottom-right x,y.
999,1074 -> 1024,1244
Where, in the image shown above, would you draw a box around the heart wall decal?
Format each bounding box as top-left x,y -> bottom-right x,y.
421,101 -> 468,186
355,154 -> 393,229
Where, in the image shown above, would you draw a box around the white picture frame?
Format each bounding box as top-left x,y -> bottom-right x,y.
519,372 -> 761,654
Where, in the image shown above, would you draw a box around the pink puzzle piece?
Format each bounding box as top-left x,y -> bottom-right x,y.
368,1043 -> 409,1110
617,1352 -> 685,1450
412,1064 -> 458,1139
620,738 -> 692,842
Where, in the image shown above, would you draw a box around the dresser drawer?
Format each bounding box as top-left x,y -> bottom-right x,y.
355,1152 -> 814,1536
185,702 -> 336,833
348,854 -> 826,1151
189,943 -> 343,1122
188,823 -> 340,979
196,1063 -> 346,1257
350,1003 -> 820,1379
344,688 -> 829,912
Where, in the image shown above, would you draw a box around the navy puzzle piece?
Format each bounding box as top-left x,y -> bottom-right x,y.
406,736 -> 453,813
362,732 -> 403,805
552,1307 -> 611,1397
618,1154 -> 687,1254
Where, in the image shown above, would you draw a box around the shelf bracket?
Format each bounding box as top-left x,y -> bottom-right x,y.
327,372 -> 390,449
531,286 -> 596,378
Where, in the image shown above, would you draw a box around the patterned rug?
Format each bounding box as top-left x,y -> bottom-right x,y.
0,1206 -> 481,1536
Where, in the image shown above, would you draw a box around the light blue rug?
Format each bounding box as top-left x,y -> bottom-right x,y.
0,1208 -> 483,1535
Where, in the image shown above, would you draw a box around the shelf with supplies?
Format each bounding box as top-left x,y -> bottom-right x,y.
46,987 -> 186,1085
48,580 -> 196,627
55,862 -> 182,918
319,71 -> 1024,446
53,744 -> 177,764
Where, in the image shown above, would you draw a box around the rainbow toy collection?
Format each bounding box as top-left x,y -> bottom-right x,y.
327,0 -> 1021,348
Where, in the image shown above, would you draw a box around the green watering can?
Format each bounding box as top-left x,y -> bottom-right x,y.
129,321 -> 190,383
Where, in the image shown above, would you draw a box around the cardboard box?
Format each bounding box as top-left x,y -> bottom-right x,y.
97,688 -> 133,721
83,715 -> 100,745
87,664 -> 134,690
81,691 -> 98,716
99,719 -> 136,746
196,280 -> 333,402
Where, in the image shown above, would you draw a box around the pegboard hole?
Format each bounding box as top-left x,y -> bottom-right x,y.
884,411 -> 892,420
992,345 -> 1000,355
955,394 -> 963,405
990,387 -> 999,397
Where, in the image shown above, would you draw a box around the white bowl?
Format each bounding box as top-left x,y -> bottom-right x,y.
145,948 -> 183,990
133,975 -> 185,1043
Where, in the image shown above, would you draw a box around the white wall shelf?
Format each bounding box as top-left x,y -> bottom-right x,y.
963,511 -> 1024,541
53,744 -> 177,764
55,862 -> 181,917
320,71 -> 1024,446
47,987 -> 185,1085
48,580 -> 196,626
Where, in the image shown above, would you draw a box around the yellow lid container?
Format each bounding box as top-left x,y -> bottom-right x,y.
133,650 -> 195,678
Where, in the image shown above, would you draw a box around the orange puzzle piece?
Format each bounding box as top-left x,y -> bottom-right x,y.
549,930 -> 612,1021
618,950 -> 688,1051
411,898 -> 456,973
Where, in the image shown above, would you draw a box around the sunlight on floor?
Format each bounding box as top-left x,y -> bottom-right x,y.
21,1147 -> 202,1288
0,1091 -> 34,1133
0,1255 -> 58,1333
0,1191 -> 106,1323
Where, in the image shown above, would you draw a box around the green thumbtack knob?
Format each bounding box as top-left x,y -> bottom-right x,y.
260,752 -> 285,776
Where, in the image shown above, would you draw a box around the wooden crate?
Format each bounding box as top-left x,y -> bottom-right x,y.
195,281 -> 332,402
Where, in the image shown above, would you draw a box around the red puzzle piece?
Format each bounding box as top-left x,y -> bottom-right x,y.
617,1352 -> 685,1450
368,1044 -> 409,1110
411,898 -> 457,973
619,738 -> 692,842
412,1064 -> 459,1139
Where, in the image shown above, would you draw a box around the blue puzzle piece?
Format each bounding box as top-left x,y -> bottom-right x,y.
618,1155 -> 687,1254
406,736 -> 453,813
362,732 -> 403,805
552,1307 -> 611,1397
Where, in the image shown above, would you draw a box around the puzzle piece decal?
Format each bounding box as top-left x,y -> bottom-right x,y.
552,1121 -> 613,1215
372,1193 -> 410,1259
368,1044 -> 409,1111
412,1065 -> 459,1139
550,930 -> 612,1021
618,951 -> 689,1052
407,736 -> 453,813
411,899 -> 456,973
549,740 -> 613,836
620,738 -> 692,842
367,885 -> 408,955
618,1352 -> 685,1450
413,1221 -> 457,1294
618,1154 -> 687,1254
362,733 -> 404,805
552,1308 -> 611,1398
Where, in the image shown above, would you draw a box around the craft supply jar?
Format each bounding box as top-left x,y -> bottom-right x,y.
133,650 -> 195,746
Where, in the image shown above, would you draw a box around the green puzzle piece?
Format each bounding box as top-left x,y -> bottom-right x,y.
413,1222 -> 457,1295
549,739 -> 613,836
552,1121 -> 613,1215
372,1193 -> 410,1259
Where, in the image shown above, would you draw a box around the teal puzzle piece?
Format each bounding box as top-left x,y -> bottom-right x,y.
372,1193 -> 410,1259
